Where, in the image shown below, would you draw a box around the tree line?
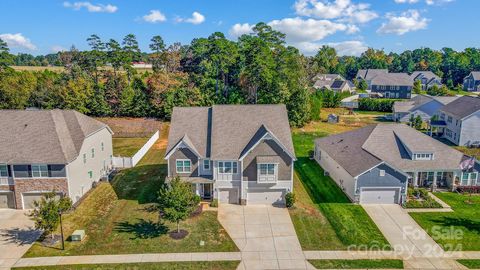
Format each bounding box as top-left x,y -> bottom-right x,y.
1,22 -> 479,127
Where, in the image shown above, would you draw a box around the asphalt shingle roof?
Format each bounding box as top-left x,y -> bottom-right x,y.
441,96 -> 480,119
0,110 -> 109,164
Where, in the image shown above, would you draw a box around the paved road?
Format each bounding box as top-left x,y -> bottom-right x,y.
218,204 -> 313,270
0,209 -> 40,270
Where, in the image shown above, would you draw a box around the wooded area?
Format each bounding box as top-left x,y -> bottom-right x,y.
0,22 -> 479,127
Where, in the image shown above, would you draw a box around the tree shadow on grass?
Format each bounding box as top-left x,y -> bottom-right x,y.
434,216 -> 480,234
115,219 -> 168,239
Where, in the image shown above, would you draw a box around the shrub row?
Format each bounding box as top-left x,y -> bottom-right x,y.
358,98 -> 400,112
456,186 -> 480,193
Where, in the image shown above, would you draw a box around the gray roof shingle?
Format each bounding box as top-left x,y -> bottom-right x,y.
370,73 -> 413,86
0,110 -> 109,164
166,105 -> 295,160
441,96 -> 480,119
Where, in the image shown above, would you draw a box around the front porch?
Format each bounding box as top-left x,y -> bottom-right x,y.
166,176 -> 214,201
408,171 -> 458,191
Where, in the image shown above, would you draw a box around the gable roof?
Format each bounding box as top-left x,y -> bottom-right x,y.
370,72 -> 413,86
316,123 -> 467,177
441,96 -> 480,119
467,71 -> 480,81
393,95 -> 459,114
0,110 -> 109,164
356,69 -> 388,80
411,71 -> 441,83
166,105 -> 295,161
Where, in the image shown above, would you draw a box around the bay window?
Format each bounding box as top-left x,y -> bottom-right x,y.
32,164 -> 49,178
176,160 -> 191,173
218,161 -> 238,174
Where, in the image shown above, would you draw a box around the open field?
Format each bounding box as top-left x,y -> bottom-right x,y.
97,117 -> 162,138
308,259 -> 403,269
24,124 -> 237,257
289,110 -> 391,250
12,261 -> 240,270
410,192 -> 480,251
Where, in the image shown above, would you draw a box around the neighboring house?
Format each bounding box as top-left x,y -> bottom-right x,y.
0,110 -> 113,209
410,71 -> 442,90
393,94 -> 459,122
132,62 -> 153,69
431,96 -> 480,146
313,74 -> 355,93
165,105 -> 296,206
463,72 -> 480,92
314,124 -> 479,205
356,69 -> 413,99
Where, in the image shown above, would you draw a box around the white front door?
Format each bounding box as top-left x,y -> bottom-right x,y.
247,189 -> 285,205
360,188 -> 399,204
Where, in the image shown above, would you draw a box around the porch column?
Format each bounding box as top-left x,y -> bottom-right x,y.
195,183 -> 201,196
432,172 -> 437,192
413,172 -> 418,187
452,172 -> 458,192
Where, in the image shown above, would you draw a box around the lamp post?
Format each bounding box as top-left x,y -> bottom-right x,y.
58,210 -> 64,250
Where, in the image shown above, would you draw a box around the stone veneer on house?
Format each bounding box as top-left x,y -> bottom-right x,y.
13,178 -> 69,209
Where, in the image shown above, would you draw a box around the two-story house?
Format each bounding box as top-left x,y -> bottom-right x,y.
431,96 -> 480,146
0,110 -> 113,209
165,105 -> 296,206
463,72 -> 480,92
314,124 -> 479,205
410,71 -> 442,90
356,69 -> 413,98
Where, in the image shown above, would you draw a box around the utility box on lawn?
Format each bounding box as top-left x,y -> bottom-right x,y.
71,230 -> 85,241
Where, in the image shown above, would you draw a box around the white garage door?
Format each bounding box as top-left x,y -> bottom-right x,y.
22,193 -> 61,209
219,188 -> 239,204
360,188 -> 399,204
248,189 -> 285,205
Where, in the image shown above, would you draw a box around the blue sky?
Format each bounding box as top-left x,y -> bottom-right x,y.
0,0 -> 478,56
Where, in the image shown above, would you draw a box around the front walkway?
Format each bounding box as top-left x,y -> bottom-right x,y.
218,204 -> 312,270
0,210 -> 40,270
362,204 -> 444,258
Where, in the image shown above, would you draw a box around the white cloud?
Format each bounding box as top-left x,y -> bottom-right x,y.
394,0 -> 419,3
51,45 -> 67,53
142,10 -> 167,23
229,23 -> 254,38
294,40 -> 367,56
176,11 -> 205,25
377,10 -> 429,35
0,33 -> 36,50
63,1 -> 117,13
425,0 -> 454,5
294,0 -> 378,24
268,17 -> 348,43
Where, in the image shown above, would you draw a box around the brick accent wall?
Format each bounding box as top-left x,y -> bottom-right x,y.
0,185 -> 13,192
13,178 -> 69,209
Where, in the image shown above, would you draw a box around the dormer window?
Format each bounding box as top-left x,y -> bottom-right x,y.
414,153 -> 434,161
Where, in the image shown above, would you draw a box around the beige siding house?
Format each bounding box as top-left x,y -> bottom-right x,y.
0,110 -> 113,209
165,105 -> 296,206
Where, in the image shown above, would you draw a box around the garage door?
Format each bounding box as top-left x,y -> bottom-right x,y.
360,188 -> 399,204
22,193 -> 61,209
0,192 -> 15,209
218,188 -> 238,204
247,189 -> 285,206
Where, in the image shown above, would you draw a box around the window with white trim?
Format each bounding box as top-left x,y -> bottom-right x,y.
218,161 -> 238,174
176,160 -> 191,173
462,172 -> 478,186
203,159 -> 210,170
379,170 -> 385,177
0,164 -> 8,177
91,148 -> 95,158
31,164 -> 48,178
83,154 -> 87,164
258,163 -> 277,183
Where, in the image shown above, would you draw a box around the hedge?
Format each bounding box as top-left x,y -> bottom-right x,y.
358,98 -> 401,112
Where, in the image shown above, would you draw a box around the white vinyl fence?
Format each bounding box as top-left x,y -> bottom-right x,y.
112,130 -> 160,168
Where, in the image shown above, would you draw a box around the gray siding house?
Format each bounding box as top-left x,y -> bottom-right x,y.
410,71 -> 442,90
463,72 -> 480,92
0,110 -> 113,209
356,69 -> 413,99
165,105 -> 296,206
314,124 -> 479,205
431,96 -> 480,146
393,94 -> 459,122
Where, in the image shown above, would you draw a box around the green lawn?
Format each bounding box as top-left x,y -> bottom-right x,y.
289,120 -> 391,250
308,259 -> 403,269
112,137 -> 149,157
410,192 -> 480,250
13,261 -> 240,270
24,125 -> 238,257
457,259 -> 480,269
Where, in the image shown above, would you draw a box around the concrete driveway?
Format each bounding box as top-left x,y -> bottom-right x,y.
218,204 -> 311,270
363,204 -> 444,258
0,210 -> 40,270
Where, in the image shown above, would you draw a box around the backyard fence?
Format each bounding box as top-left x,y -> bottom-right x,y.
112,130 -> 160,168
